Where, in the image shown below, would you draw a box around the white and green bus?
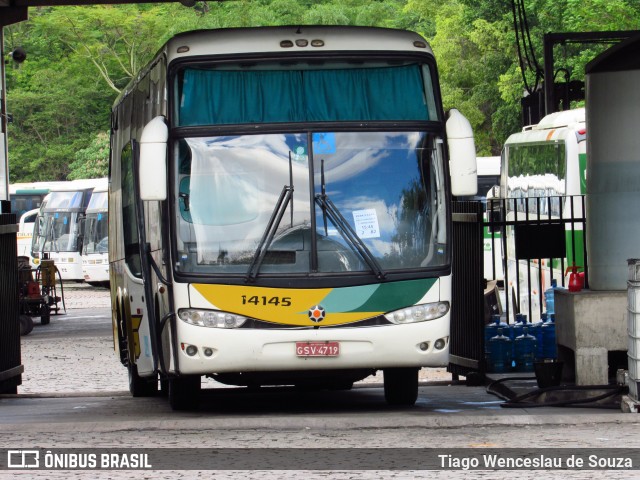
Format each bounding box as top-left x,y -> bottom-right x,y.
109,26 -> 477,410
500,108 -> 586,319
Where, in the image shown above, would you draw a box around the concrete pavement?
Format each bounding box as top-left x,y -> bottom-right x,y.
3,285 -> 640,479
3,283 -> 636,430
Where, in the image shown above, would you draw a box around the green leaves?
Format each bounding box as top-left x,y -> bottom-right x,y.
4,0 -> 640,182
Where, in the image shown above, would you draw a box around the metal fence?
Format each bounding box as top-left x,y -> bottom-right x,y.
485,194 -> 587,322
0,201 -> 22,394
447,195 -> 587,381
448,201 -> 485,381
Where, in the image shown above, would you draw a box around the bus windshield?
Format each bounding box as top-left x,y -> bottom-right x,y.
174,131 -> 447,276
83,212 -> 109,254
33,212 -> 82,253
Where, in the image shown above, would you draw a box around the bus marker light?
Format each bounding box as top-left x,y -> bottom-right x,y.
310,39 -> 324,47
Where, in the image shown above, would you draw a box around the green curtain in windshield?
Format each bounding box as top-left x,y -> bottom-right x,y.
178,65 -> 429,125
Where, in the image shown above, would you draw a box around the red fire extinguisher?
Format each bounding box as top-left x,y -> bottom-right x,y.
565,265 -> 584,292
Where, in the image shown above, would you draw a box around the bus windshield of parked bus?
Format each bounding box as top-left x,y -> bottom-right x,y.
83,191 -> 109,255
504,142 -> 566,195
173,59 -> 446,277
32,190 -> 86,254
504,142 -> 566,216
175,131 -> 447,276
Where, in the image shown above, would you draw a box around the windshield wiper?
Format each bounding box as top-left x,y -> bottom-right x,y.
315,159 -> 386,280
47,217 -> 60,253
245,153 -> 295,282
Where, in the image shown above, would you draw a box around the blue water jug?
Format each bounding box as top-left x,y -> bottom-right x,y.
514,327 -> 537,372
509,313 -> 527,342
484,314 -> 508,355
544,279 -> 557,315
488,328 -> 512,373
541,314 -> 557,360
532,312 -> 547,360
509,313 -> 527,370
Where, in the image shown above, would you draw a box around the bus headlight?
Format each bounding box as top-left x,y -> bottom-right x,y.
178,309 -> 247,328
384,302 -> 449,324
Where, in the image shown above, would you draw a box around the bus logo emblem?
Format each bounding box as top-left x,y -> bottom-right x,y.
308,305 -> 326,323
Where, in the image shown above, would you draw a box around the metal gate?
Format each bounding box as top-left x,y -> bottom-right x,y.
485,195 -> 587,322
0,201 -> 22,394
448,201 -> 485,380
447,195 -> 588,381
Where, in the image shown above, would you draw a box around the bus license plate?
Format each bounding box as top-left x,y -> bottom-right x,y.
296,342 -> 340,357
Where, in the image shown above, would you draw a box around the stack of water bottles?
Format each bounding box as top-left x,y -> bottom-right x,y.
485,308 -> 556,373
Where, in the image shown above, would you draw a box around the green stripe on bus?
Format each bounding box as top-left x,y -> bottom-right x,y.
323,278 -> 437,313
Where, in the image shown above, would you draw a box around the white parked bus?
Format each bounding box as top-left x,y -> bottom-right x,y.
9,181 -> 66,262
82,179 -> 109,285
31,178 -> 105,281
500,108 -> 586,319
9,181 -> 65,219
109,26 -> 477,410
17,207 -> 40,259
457,156 -> 502,281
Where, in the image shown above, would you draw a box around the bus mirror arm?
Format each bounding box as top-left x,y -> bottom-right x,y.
145,242 -> 170,286
446,109 -> 478,197
142,242 -> 171,377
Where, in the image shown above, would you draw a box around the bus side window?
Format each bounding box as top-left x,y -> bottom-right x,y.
121,142 -> 142,278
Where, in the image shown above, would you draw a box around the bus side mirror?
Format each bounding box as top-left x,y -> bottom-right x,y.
446,109 -> 477,196
139,116 -> 169,201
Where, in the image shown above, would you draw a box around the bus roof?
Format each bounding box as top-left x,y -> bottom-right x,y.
504,108 -> 585,147
8,181 -> 68,195
524,107 -> 585,132
164,26 -> 434,63
48,178 -> 107,193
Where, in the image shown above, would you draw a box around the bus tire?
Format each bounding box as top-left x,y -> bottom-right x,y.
19,314 -> 34,336
128,363 -> 158,397
159,378 -> 169,398
383,368 -> 419,406
168,375 -> 201,411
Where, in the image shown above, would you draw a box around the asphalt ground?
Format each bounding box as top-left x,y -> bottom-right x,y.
3,283 -> 640,479
9,282 -> 635,423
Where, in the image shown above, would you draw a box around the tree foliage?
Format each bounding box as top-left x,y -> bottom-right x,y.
3,0 -> 640,181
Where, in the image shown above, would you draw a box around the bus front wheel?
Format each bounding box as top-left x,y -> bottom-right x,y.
383,368 -> 419,406
128,364 -> 158,397
168,375 -> 201,411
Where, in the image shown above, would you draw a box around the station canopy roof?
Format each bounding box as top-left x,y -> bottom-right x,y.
1,0 -> 204,27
